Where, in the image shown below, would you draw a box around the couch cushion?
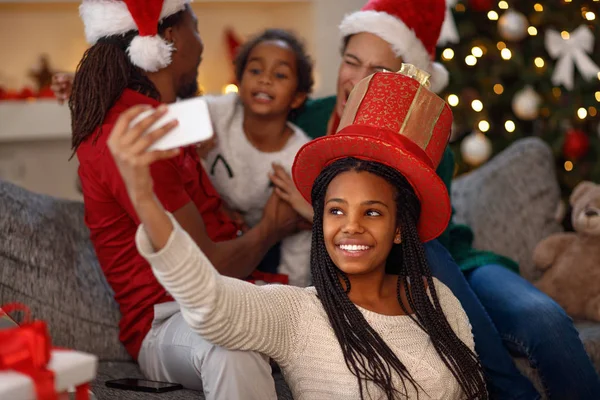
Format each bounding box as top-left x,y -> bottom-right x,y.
451,138 -> 563,281
0,180 -> 128,361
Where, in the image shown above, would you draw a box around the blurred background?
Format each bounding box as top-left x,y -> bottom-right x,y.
0,0 -> 598,202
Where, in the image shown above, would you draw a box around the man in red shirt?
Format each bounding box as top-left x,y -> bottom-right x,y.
69,2 -> 297,399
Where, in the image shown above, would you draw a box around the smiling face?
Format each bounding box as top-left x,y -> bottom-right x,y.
335,32 -> 404,119
323,170 -> 401,276
238,40 -> 307,117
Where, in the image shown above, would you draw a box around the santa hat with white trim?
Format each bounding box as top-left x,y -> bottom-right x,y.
339,0 -> 449,93
79,0 -> 191,72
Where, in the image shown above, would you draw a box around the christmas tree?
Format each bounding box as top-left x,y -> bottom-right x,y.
437,0 -> 600,197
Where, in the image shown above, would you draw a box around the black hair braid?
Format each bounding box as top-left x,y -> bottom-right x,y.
310,157 -> 487,399
69,9 -> 186,154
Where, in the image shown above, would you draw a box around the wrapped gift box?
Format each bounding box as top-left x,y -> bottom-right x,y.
0,349 -> 98,400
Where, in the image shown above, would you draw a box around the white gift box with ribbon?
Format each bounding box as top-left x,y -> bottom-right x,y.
0,350 -> 97,400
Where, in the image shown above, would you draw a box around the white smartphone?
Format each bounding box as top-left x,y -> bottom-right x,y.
131,96 -> 214,151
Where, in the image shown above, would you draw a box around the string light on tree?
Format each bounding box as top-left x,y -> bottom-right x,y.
478,120 -> 490,132
472,99 -> 484,112
442,48 -> 455,60
505,120 -> 516,133
498,1 -> 508,9
465,55 -> 478,66
448,94 -> 460,107
535,57 -> 545,68
564,161 -> 574,172
488,11 -> 499,20
585,12 -> 596,21
512,86 -> 542,120
494,84 -> 504,94
553,87 -> 562,98
501,48 -> 512,60
472,46 -> 484,57
534,3 -> 543,12
461,131 -> 493,166
498,10 -> 529,41
577,107 -> 588,119
528,26 -> 538,36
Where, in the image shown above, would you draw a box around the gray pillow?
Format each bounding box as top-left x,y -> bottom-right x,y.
0,180 -> 129,361
451,137 -> 563,281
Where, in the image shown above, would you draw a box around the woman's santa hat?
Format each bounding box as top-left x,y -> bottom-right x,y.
339,0 -> 449,93
79,0 -> 191,72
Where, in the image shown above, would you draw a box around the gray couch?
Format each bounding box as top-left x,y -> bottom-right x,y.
1,137 -> 598,399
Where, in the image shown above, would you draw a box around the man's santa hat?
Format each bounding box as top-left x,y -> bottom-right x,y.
339,0 -> 449,93
79,0 -> 192,72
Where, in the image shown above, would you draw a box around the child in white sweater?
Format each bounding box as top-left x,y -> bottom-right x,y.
106,68 -> 488,399
203,29 -> 314,287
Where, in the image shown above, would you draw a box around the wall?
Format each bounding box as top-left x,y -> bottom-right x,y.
0,1 -> 314,95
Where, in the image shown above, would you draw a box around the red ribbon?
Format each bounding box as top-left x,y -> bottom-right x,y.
0,303 -> 91,400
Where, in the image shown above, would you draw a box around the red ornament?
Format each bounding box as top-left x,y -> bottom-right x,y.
19,87 -> 36,100
563,129 -> 590,160
3,90 -> 20,100
469,0 -> 494,12
37,86 -> 56,99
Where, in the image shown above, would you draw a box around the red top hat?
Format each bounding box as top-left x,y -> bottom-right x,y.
292,65 -> 452,242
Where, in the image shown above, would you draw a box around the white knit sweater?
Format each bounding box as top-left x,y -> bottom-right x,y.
136,215 -> 476,400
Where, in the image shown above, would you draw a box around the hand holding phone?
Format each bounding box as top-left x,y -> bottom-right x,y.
130,96 -> 214,151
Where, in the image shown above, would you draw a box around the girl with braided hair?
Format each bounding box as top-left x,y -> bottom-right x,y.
105,66 -> 487,399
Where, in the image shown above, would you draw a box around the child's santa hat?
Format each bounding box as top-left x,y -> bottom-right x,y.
79,0 -> 192,72
339,0 -> 449,93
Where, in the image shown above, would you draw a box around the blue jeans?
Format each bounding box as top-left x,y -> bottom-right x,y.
424,240 -> 600,399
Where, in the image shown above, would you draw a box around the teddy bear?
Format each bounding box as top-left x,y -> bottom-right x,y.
532,181 -> 600,322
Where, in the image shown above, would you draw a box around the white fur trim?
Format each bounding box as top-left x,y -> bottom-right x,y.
429,62 -> 449,93
80,0 -> 191,45
127,35 -> 174,72
340,10 -> 442,90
